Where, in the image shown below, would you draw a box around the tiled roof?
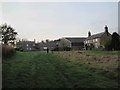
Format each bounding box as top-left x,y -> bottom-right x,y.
17,41 -> 35,44
86,32 -> 105,40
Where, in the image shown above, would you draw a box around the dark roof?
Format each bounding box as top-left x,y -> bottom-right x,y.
45,41 -> 56,46
36,41 -> 57,47
53,39 -> 61,42
65,37 -> 86,43
86,32 -> 105,40
17,41 -> 35,44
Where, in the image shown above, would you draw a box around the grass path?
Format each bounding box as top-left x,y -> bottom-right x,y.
3,51 -> 118,88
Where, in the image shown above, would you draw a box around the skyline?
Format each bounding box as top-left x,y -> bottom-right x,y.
2,2 -> 118,42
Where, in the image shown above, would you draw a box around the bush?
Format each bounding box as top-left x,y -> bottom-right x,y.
63,46 -> 71,51
52,46 -> 71,51
2,44 -> 16,59
52,47 -> 59,51
15,47 -> 23,52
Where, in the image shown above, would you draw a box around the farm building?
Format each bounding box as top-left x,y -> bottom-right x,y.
84,25 -> 112,50
58,37 -> 86,50
35,37 -> 86,51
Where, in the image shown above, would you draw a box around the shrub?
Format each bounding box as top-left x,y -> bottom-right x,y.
2,44 -> 16,59
52,46 -> 71,51
63,46 -> 71,51
52,47 -> 59,51
15,47 -> 23,52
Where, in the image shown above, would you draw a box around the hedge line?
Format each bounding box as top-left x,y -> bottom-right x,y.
2,45 -> 16,59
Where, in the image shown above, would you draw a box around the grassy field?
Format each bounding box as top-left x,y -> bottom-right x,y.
3,51 -> 119,88
54,51 -> 119,78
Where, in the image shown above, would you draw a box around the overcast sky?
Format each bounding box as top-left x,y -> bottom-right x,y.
2,2 -> 118,41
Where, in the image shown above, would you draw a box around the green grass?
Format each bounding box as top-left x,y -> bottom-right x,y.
3,51 -> 118,88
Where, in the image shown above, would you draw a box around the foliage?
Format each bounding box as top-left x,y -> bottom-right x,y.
15,47 -> 24,52
111,32 -> 120,50
102,32 -> 120,51
0,23 -> 18,45
52,47 -> 59,51
2,44 -> 16,59
52,46 -> 71,51
101,37 -> 111,50
52,45 -> 59,51
63,46 -> 71,51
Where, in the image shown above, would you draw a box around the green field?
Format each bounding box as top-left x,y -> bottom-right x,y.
3,51 -> 118,88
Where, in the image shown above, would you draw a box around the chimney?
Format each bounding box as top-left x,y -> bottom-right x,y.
34,39 -> 36,43
88,31 -> 91,37
105,25 -> 109,35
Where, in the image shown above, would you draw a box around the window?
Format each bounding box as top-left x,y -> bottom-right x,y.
26,44 -> 29,46
88,40 -> 90,43
96,39 -> 98,42
93,39 -> 96,42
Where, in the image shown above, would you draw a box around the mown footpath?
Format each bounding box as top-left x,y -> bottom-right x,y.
2,51 -> 118,88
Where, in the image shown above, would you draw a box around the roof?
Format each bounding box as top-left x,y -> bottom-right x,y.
86,32 -> 105,40
65,37 -> 86,43
36,41 -> 57,47
17,41 -> 35,44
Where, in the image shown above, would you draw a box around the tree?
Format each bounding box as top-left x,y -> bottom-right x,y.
104,38 -> 112,51
111,32 -> 120,50
100,35 -> 112,50
41,40 -> 44,43
46,39 -> 49,43
0,23 -> 18,45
